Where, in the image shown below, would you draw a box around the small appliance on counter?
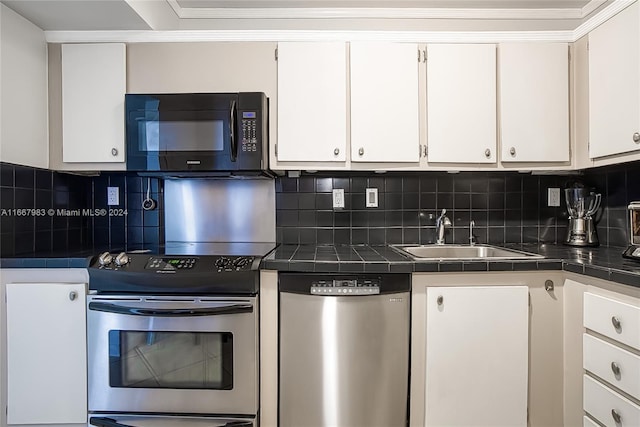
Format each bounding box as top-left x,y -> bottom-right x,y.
623,202 -> 640,261
564,183 -> 601,247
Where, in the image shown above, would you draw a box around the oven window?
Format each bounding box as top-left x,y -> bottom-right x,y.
108,330 -> 233,390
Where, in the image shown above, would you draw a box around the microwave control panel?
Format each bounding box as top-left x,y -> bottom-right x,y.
241,111 -> 258,153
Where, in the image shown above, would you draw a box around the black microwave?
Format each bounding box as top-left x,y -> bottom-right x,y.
125,92 -> 269,174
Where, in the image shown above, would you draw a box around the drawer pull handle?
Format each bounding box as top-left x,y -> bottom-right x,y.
611,409 -> 622,424
437,295 -> 444,306
611,362 -> 621,377
69,291 -> 77,301
611,316 -> 622,331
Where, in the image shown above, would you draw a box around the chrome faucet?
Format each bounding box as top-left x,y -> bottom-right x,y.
435,209 -> 452,245
469,220 -> 476,246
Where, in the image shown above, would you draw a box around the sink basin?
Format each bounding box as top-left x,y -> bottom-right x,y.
391,244 -> 544,260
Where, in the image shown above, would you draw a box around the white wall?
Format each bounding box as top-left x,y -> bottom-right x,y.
0,4 -> 48,169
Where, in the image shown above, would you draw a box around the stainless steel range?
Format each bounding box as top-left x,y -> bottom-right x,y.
87,178 -> 276,427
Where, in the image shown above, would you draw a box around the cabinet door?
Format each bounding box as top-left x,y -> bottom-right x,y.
589,2 -> 640,158
425,286 -> 528,427
62,43 -> 125,163
426,44 -> 496,163
499,43 -> 569,162
6,283 -> 87,424
350,42 -> 420,163
277,42 -> 347,162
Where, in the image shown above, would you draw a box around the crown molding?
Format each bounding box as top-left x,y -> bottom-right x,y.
166,0 -> 608,20
44,29 -> 575,44
43,0 -> 637,44
171,7 -> 584,20
573,0 -> 636,40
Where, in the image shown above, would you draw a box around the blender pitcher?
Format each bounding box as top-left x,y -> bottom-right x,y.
564,187 -> 601,247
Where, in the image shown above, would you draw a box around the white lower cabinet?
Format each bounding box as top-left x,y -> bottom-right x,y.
424,286 -> 529,426
6,283 -> 87,424
582,290 -> 640,427
583,375 -> 640,427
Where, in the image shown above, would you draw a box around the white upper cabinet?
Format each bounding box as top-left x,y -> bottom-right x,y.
426,44 -> 497,163
277,42 -> 347,162
62,43 -> 125,163
350,42 -> 420,163
499,42 -> 570,163
588,2 -> 640,159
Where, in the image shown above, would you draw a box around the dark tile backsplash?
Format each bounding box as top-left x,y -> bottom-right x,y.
276,172 -> 569,246
1,159 -> 638,256
0,162 -> 162,256
275,162 -> 640,247
582,161 -> 640,248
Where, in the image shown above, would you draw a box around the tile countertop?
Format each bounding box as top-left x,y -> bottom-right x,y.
1,244 -> 638,287
262,244 -> 640,287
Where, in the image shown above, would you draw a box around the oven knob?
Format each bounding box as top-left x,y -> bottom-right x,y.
234,257 -> 250,269
114,252 -> 130,267
215,257 -> 230,269
98,252 -> 113,266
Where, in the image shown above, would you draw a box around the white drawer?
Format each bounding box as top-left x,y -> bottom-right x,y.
584,375 -> 640,427
583,415 -> 600,427
584,293 -> 640,350
584,334 -> 640,400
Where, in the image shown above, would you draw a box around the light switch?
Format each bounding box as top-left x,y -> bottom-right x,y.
366,188 -> 378,208
333,189 -> 345,209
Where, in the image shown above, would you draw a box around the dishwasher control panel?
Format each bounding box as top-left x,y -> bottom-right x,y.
310,279 -> 380,295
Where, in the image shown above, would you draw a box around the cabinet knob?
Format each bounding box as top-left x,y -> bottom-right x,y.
509,147 -> 516,157
611,409 -> 622,424
437,295 -> 444,306
69,291 -> 77,301
484,148 -> 491,158
334,148 -> 340,155
611,316 -> 622,331
611,361 -> 621,377
111,148 -> 119,156
633,132 -> 640,143
358,148 -> 364,156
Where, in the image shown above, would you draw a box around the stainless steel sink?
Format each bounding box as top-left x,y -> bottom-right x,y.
391,244 -> 544,260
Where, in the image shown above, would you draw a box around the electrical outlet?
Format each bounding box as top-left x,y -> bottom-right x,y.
332,189 -> 345,209
366,188 -> 378,208
548,188 -> 560,207
107,187 -> 120,206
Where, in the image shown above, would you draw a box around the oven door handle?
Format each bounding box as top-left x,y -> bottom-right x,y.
90,417 -> 253,427
90,417 -> 130,427
88,301 -> 253,317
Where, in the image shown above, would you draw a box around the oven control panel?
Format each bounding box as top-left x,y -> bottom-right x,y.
146,257 -> 198,270
91,253 -> 257,273
310,279 -> 380,295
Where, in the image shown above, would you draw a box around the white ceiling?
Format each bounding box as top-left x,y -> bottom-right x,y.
0,0 -> 614,32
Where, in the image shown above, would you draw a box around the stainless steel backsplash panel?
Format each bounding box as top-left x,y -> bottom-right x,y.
164,179 -> 275,243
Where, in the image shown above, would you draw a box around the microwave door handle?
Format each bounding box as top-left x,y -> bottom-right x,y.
230,100 -> 238,162
88,302 -> 253,316
89,418 -> 132,427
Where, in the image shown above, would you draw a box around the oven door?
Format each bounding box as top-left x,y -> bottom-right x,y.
87,295 -> 258,416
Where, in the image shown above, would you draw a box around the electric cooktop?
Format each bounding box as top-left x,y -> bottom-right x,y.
88,242 -> 277,295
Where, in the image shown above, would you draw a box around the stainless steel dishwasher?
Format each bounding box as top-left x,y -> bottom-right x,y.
279,273 -> 410,427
